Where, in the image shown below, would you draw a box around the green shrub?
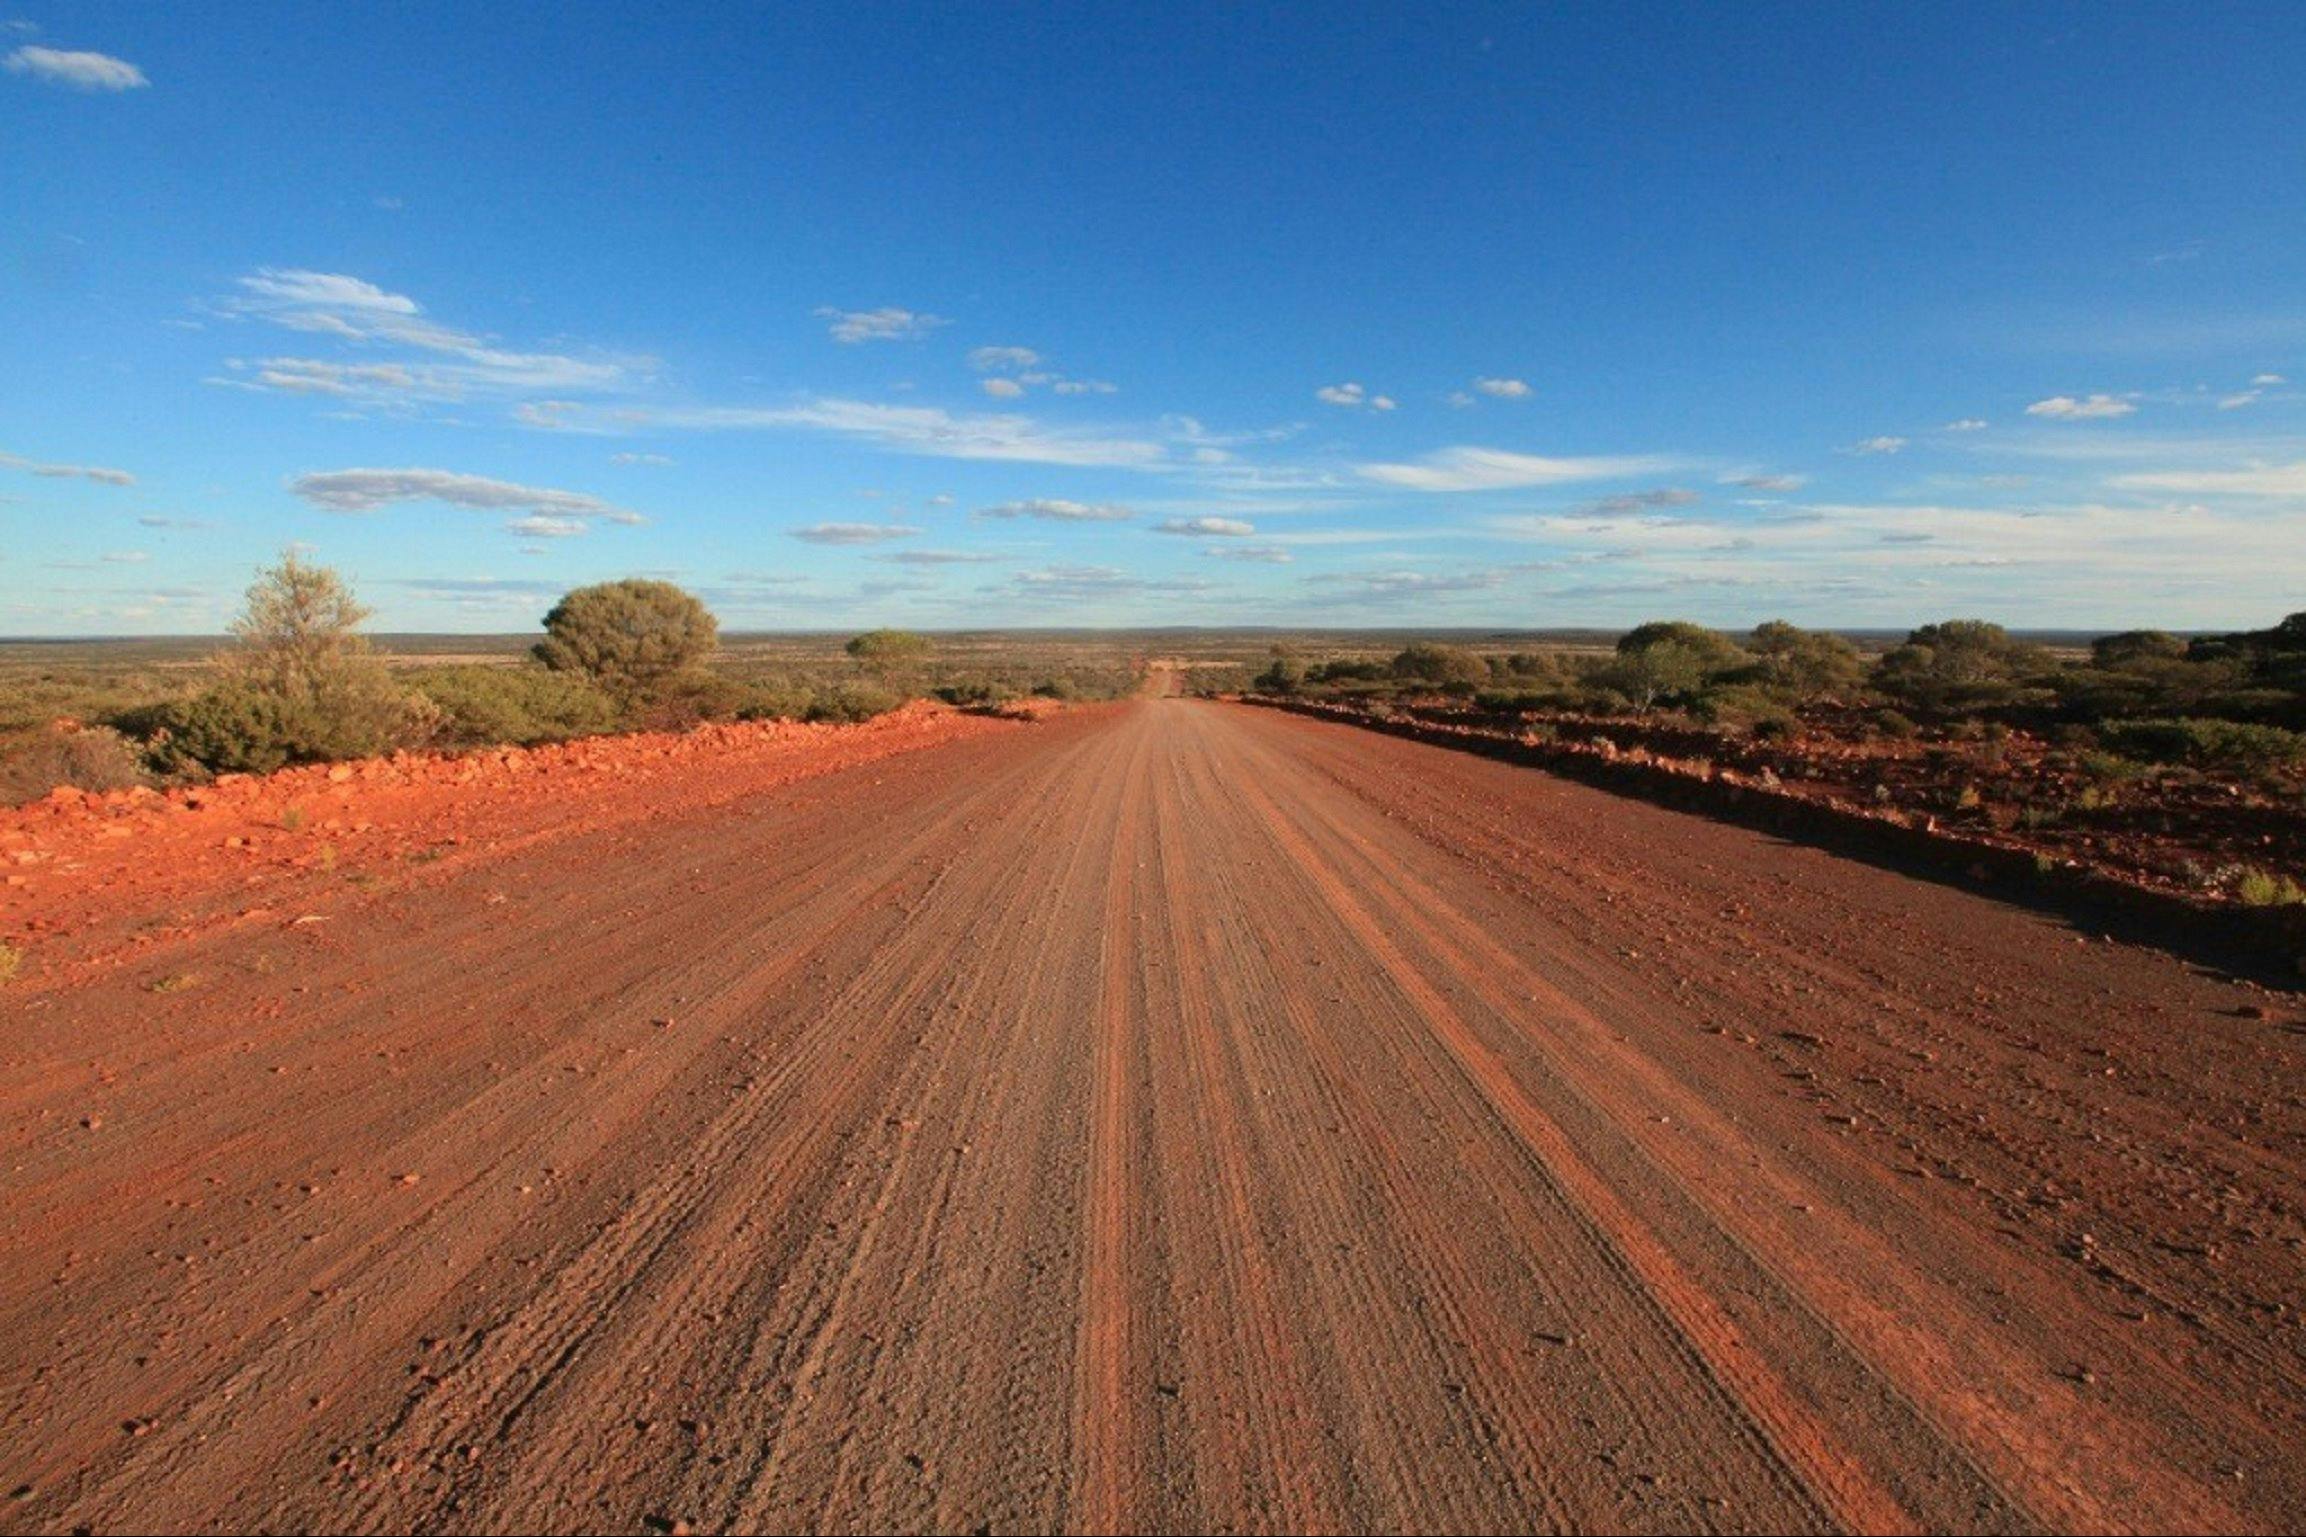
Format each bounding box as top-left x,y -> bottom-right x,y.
1746,620 -> 1865,699
1868,707 -> 1920,740
936,679 -> 1017,710
2098,718 -> 2306,772
410,666 -> 623,748
133,670 -> 434,776
804,684 -> 903,723
1874,619 -> 2052,715
535,580 -> 719,699
2236,868 -> 2306,907
1253,653 -> 1307,695
126,553 -> 436,775
845,629 -> 932,672
1391,643 -> 1490,689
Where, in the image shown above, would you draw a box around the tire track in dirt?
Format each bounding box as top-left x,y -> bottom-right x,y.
4,697 -> 2300,1535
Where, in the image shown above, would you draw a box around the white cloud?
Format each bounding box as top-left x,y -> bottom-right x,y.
653,399 -> 1167,469
611,451 -> 674,466
2107,462 -> 2306,497
1851,435 -> 1908,455
1317,382 -> 1386,408
222,269 -> 641,402
2251,373 -> 2286,386
1357,446 -> 1681,492
1474,377 -> 1532,399
980,377 -> 1027,399
1004,564 -> 1214,601
1315,569 -> 1510,599
2025,393 -> 2136,420
0,449 -> 135,486
507,514 -> 588,539
5,46 -> 147,91
1578,487 -> 1700,514
1447,391 -> 1475,409
976,498 -> 1136,522
968,346 -> 1041,372
288,468 -> 634,539
868,549 -> 1005,566
1943,418 -> 1989,432
2217,391 -> 2260,411
238,269 -> 418,315
1153,516 -> 1255,536
1723,472 -> 1805,492
816,306 -> 944,344
1204,544 -> 1293,564
790,521 -> 921,545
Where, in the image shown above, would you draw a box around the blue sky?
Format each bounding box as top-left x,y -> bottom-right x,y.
4,2 -> 2302,634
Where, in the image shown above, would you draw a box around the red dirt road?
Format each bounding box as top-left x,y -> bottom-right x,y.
3,698 -> 2303,1534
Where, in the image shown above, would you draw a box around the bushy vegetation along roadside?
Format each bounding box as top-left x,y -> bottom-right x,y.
1246,616 -> 2306,908
0,557 -> 1130,806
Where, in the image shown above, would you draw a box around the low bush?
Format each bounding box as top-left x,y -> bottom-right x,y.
935,679 -> 1017,710
409,666 -> 624,748
804,684 -> 904,724
0,723 -> 150,806
2098,717 -> 2306,772
2235,868 -> 2306,907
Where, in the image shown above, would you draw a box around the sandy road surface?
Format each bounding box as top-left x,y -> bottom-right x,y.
3,698 -> 2303,1534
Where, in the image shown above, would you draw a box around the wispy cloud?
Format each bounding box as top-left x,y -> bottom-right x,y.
1317,382 -> 1396,410
1578,487 -> 1700,515
2107,462 -> 2306,497
0,449 -> 135,486
646,399 -> 1168,468
976,498 -> 1137,522
218,268 -> 644,404
289,467 -> 640,538
1312,568 -> 1510,599
1204,544 -> 1293,564
1358,446 -> 1680,492
5,45 -> 147,90
789,521 -> 921,545
1004,564 -> 1214,602
2025,393 -> 2136,420
968,346 -> 1041,372
1473,377 -> 1531,399
1723,472 -> 1806,492
816,306 -> 944,344
1152,516 -> 1255,536
868,549 -> 1006,566
1943,418 -> 1989,432
1851,435 -> 1908,455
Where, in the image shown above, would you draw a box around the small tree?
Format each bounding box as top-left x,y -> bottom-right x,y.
535,579 -> 718,698
845,628 -> 932,675
229,550 -> 378,692
1605,620 -> 1744,710
1391,642 -> 1489,690
140,551 -> 432,772
1748,620 -> 1865,699
1875,619 -> 2051,715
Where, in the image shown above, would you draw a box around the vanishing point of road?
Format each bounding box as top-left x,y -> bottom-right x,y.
3,697 -> 2302,1534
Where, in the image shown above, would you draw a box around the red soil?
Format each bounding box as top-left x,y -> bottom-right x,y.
2,698 -> 2302,1533
0,702 -> 1010,984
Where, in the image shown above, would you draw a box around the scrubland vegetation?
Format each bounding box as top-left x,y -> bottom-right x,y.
0,555 -> 1133,805
1248,615 -> 2306,906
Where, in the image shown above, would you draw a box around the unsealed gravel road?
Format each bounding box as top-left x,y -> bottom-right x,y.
3,698 -> 2303,1534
